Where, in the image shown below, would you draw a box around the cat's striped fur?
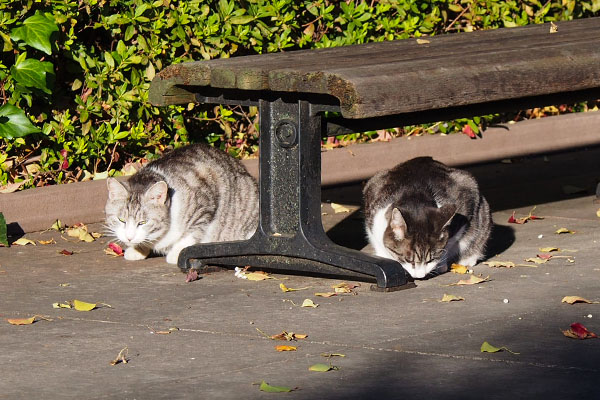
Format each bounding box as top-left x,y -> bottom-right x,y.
105,144 -> 258,264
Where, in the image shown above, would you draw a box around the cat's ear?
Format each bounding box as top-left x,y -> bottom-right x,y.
390,208 -> 407,240
106,178 -> 128,200
439,204 -> 456,229
144,181 -> 168,205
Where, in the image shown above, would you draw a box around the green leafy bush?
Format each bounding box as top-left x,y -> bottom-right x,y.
0,0 -> 599,190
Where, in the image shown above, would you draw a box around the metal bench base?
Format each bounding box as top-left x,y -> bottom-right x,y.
178,98 -> 411,291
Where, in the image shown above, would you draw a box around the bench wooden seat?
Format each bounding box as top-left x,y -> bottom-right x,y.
149,17 -> 600,291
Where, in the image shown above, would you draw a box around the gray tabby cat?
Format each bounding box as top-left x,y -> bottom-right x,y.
363,157 -> 492,279
105,143 -> 258,264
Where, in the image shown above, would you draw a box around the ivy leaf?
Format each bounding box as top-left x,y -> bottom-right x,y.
11,58 -> 55,94
0,212 -> 8,247
10,13 -> 58,55
0,104 -> 41,139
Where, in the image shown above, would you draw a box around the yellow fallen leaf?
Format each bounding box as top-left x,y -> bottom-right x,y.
245,271 -> 274,281
597,208 -> 600,218
38,239 -> 56,245
51,220 -> 64,231
315,292 -> 337,298
331,282 -> 359,293
549,21 -> 558,33
539,247 -> 560,252
440,294 -> 465,302
561,296 -> 599,304
12,237 -> 36,246
73,299 -> 97,311
416,38 -> 430,44
275,345 -> 297,352
6,316 -> 36,325
330,203 -> 351,214
279,283 -> 308,292
483,261 -> 516,268
525,257 -> 549,264
555,228 -> 575,234
450,263 -> 469,274
452,275 -> 490,286
66,226 -> 95,242
301,299 -> 318,308
53,302 -> 72,309
294,333 -> 308,339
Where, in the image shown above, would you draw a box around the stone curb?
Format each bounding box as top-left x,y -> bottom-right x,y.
2,112 -> 600,234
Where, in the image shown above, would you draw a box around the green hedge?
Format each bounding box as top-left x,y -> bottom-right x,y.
1,0 -> 599,190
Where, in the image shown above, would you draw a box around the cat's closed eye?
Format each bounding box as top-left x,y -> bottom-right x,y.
138,221 -> 147,226
117,217 -> 125,223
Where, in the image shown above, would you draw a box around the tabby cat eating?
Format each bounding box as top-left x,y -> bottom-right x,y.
363,157 -> 492,279
105,144 -> 258,264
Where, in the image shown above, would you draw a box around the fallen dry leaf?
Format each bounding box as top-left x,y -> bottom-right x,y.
73,299 -> 97,311
275,345 -> 297,352
536,254 -> 553,260
6,315 -> 52,325
562,322 -> 598,339
6,316 -> 36,325
331,282 -> 360,293
258,381 -> 293,393
330,203 -> 351,214
321,353 -> 345,358
309,363 -> 337,372
440,294 -> 465,303
550,21 -> 558,33
596,209 -> 600,218
105,242 -> 124,257
38,239 -> 56,245
480,341 -> 520,354
185,269 -> 199,282
508,207 -> 543,224
268,331 -> 308,341
416,38 -> 430,44
555,228 -> 575,234
58,249 -> 74,256
450,263 -> 469,274
279,283 -> 309,292
12,237 -> 36,246
245,271 -> 274,281
525,257 -> 549,265
483,261 -> 516,268
66,224 -> 96,242
451,275 -> 490,286
301,299 -> 318,308
51,220 -> 64,232
53,302 -> 72,309
315,292 -> 337,298
110,347 -> 129,365
562,296 -> 599,305
539,247 -> 560,252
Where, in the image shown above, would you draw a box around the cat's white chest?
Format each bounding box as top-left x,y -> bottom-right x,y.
366,204 -> 395,259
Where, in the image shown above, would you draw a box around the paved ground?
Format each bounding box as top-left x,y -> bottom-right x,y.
2,148 -> 600,399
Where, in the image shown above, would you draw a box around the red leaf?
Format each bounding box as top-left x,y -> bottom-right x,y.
536,254 -> 552,260
570,322 -> 598,339
462,124 -> 476,138
108,242 -> 123,256
59,249 -> 73,256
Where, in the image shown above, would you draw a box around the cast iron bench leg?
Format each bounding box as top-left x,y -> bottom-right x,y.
178,98 -> 411,291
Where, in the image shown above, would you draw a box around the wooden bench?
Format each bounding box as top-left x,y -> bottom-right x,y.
149,17 -> 600,291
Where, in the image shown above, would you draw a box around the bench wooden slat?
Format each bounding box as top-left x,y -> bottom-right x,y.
150,17 -> 600,119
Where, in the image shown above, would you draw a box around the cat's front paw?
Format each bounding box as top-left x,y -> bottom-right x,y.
166,249 -> 181,264
124,247 -> 149,261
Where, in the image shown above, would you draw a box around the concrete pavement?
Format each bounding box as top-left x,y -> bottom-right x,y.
2,148 -> 600,399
